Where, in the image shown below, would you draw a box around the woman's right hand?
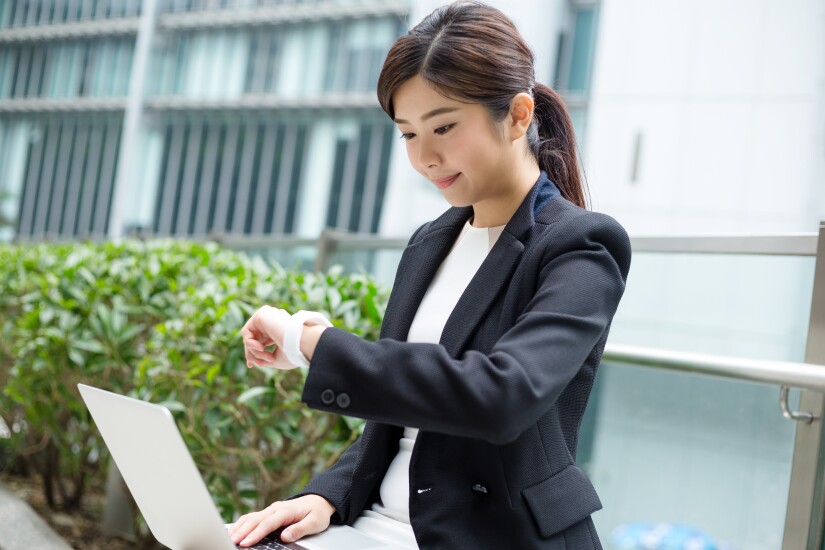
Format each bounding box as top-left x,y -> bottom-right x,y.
228,494 -> 336,547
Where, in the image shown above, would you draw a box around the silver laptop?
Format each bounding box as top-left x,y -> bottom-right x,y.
77,383 -> 399,550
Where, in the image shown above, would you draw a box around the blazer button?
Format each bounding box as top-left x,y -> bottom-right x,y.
336,392 -> 351,409
471,483 -> 489,496
321,389 -> 335,405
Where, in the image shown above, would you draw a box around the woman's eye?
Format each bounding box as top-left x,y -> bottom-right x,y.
434,124 -> 454,135
399,132 -> 415,141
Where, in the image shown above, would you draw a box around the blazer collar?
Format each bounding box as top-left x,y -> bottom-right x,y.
380,172 -> 560,355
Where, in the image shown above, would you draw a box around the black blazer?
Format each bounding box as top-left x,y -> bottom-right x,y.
295,171 -> 631,549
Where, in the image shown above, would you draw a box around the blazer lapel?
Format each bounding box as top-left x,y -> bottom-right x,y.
381,171 -> 552,351
439,174 -> 547,357
438,230 -> 525,357
379,207 -> 472,341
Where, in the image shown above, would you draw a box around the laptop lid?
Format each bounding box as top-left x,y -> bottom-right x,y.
77,384 -> 398,550
78,383 -> 240,550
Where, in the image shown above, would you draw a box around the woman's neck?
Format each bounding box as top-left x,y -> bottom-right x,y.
470,162 -> 541,228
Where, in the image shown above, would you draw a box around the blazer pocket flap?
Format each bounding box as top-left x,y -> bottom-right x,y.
521,463 -> 602,538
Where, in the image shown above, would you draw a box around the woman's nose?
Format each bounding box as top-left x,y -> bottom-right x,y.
417,138 -> 440,169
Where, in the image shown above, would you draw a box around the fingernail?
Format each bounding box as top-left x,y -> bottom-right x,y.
281,530 -> 293,542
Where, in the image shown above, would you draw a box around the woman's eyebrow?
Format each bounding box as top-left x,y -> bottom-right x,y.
394,107 -> 459,124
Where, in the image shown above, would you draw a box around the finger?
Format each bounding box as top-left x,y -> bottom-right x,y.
246,348 -> 276,365
241,314 -> 258,339
244,351 -> 262,368
281,511 -> 329,543
243,326 -> 276,349
244,338 -> 267,352
239,509 -> 294,547
244,336 -> 277,353
246,359 -> 270,370
248,343 -> 292,370
229,513 -> 259,543
228,515 -> 251,537
232,510 -> 276,545
242,327 -> 270,348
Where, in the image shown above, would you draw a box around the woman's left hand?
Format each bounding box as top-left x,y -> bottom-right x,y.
241,305 -> 296,370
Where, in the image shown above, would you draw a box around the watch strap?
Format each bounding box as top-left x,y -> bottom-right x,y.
282,310 -> 332,368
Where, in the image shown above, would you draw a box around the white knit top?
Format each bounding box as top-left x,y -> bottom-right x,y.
351,218 -> 506,548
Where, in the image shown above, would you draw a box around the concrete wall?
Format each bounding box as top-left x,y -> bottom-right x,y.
586,0 -> 825,234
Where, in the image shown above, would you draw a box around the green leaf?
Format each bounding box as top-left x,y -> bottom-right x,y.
0,238 -> 376,519
73,340 -> 106,354
159,400 -> 186,413
206,364 -> 221,385
263,426 -> 284,448
67,348 -> 85,367
236,386 -> 274,405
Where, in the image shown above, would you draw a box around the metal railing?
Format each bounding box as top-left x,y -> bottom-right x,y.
629,234 -> 819,256
612,222 -> 825,550
602,343 -> 825,394
215,227 -> 821,268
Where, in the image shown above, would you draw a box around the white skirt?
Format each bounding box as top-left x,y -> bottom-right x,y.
352,509 -> 418,549
351,427 -> 420,548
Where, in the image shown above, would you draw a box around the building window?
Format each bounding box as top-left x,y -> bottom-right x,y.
0,39 -> 135,99
146,16 -> 400,99
0,1 -> 142,28
11,114 -> 123,239
1,2 -> 407,242
325,120 -> 393,233
554,1 -> 599,148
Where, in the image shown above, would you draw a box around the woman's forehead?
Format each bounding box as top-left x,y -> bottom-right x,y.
392,76 -> 468,123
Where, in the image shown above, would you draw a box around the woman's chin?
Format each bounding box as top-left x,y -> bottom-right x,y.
440,191 -> 471,208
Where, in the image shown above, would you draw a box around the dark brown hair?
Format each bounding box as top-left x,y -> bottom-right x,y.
377,0 -> 588,209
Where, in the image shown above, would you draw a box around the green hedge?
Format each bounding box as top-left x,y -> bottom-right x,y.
0,240 -> 385,531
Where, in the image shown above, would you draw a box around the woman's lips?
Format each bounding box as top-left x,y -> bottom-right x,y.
433,173 -> 460,189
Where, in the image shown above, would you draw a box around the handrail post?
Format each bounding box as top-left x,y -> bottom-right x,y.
314,229 -> 340,273
783,221 -> 825,549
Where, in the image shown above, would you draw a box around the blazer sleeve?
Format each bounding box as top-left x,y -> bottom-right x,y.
302,212 -> 630,445
289,432 -> 363,524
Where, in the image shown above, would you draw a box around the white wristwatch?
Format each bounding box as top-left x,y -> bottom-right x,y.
282,310 -> 333,368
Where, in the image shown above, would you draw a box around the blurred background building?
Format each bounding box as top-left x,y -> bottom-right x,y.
2,0 -> 822,244
1,2 -> 824,549
0,0 -> 408,244
0,0 -> 604,246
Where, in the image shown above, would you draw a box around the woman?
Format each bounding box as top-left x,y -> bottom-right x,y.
231,1 -> 630,548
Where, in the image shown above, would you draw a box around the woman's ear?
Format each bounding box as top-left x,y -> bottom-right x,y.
507,92 -> 535,142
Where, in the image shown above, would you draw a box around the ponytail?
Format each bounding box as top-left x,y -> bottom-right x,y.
529,83 -> 588,209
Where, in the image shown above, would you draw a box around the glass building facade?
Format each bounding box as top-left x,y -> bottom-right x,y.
553,0 -> 598,161
0,0 -> 407,241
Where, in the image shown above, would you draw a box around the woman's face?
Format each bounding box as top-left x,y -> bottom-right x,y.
392,75 -> 517,209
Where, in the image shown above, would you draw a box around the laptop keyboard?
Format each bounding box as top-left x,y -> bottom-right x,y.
237,535 -> 292,550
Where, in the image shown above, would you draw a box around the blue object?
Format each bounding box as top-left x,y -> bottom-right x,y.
609,522 -> 735,550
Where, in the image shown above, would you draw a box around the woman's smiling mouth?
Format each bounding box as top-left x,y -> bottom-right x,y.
433,173 -> 460,189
